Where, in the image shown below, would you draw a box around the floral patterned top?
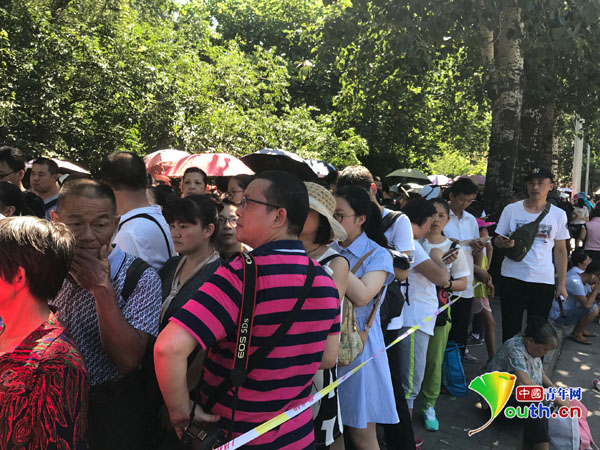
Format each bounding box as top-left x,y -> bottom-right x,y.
487,334 -> 543,385
0,313 -> 89,450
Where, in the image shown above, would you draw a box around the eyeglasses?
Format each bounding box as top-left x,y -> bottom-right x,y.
218,216 -> 238,226
239,196 -> 281,210
333,213 -> 356,223
0,169 -> 18,180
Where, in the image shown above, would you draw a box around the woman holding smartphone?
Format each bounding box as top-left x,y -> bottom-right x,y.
419,198 -> 469,432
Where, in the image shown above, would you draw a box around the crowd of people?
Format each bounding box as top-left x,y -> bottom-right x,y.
0,144 -> 598,450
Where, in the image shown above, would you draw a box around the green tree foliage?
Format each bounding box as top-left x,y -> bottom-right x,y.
0,0 -> 365,170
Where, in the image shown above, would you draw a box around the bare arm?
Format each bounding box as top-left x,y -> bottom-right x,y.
328,257 -> 350,300
554,240 -> 568,300
449,276 -> 468,292
414,249 -> 449,287
346,270 -> 388,307
320,333 -> 340,369
154,322 -> 219,437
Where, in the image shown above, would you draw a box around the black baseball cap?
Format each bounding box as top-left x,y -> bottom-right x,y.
526,167 -> 554,182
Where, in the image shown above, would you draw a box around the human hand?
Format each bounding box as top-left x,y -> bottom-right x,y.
470,238 -> 485,253
170,402 -> 220,439
442,248 -> 459,264
495,235 -> 515,249
554,397 -> 571,408
556,285 -> 568,302
69,244 -> 111,293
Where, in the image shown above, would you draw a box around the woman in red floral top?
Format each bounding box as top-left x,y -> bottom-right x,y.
0,217 -> 89,450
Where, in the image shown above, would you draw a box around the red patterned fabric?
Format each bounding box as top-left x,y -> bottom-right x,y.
0,313 -> 89,450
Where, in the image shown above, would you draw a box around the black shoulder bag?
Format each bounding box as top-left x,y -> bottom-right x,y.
181,254 -> 315,449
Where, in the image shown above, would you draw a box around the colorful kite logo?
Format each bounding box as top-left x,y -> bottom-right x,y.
468,371 -> 516,436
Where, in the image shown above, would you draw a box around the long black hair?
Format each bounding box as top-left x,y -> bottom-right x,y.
336,185 -> 387,248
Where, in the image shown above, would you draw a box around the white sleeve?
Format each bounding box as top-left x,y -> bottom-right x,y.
554,208 -> 570,240
389,214 -> 414,252
495,205 -> 511,236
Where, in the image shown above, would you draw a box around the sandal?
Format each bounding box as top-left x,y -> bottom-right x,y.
568,336 -> 591,345
583,331 -> 597,338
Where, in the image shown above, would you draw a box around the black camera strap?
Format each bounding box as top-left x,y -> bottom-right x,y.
203,254 -> 315,433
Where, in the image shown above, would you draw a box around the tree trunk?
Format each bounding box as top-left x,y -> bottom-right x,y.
514,97 -> 555,191
483,1 -> 524,216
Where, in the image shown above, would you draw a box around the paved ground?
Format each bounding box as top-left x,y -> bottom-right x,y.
379,297 -> 600,450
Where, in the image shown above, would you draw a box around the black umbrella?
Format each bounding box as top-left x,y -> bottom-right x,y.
240,149 -> 318,181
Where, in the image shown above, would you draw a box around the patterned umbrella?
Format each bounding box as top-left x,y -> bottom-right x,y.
144,149 -> 190,175
165,153 -> 254,177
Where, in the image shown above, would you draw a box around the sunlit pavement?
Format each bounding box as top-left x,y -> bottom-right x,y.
378,297 -> 600,449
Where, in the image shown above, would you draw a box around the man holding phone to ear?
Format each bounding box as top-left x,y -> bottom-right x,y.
494,167 -> 569,342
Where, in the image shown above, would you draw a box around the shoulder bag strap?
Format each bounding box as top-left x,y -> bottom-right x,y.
382,211 -> 403,232
118,213 -> 172,258
121,257 -> 151,302
203,256 -> 315,413
534,202 -> 551,225
319,253 -> 348,267
351,248 -> 376,274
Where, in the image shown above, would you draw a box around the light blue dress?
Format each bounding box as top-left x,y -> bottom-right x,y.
331,232 -> 399,428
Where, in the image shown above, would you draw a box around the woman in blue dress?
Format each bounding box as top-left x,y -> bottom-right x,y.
330,185 -> 398,450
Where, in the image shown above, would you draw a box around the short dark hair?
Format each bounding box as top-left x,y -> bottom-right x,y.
100,151 -> 148,191
32,157 -> 59,175
183,167 -> 208,185
220,198 -> 238,208
255,170 -> 309,236
571,248 -> 589,267
0,146 -> 26,172
150,184 -> 178,210
430,197 -> 450,215
524,316 -> 558,347
0,216 -> 75,301
449,178 -> 478,197
163,194 -> 219,242
58,178 -> 117,215
230,174 -> 254,190
591,203 -> 600,219
0,181 -> 24,216
336,165 -> 374,191
402,198 -> 437,226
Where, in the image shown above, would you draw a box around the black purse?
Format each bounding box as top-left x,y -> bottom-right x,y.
181,253 -> 315,449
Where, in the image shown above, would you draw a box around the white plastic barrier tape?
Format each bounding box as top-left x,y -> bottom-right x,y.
214,289 -> 475,450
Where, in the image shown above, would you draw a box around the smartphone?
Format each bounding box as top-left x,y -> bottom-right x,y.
442,248 -> 459,262
497,233 -> 511,240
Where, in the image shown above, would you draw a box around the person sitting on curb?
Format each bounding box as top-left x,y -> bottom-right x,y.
549,248 -> 599,345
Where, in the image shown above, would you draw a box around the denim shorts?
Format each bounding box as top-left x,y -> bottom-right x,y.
553,303 -> 598,326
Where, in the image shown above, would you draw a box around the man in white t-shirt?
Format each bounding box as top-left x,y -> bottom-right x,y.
100,152 -> 175,270
494,167 -> 569,341
442,178 -> 486,354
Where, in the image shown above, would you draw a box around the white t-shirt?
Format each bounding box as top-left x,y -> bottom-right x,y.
420,238 -> 470,284
496,201 -> 569,284
388,240 -> 438,336
382,208 -> 414,253
113,205 -> 175,271
443,209 -> 479,298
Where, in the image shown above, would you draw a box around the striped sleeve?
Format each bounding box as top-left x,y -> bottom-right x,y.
170,260 -> 243,349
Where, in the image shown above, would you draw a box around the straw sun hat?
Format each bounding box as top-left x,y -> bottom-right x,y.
304,182 -> 347,242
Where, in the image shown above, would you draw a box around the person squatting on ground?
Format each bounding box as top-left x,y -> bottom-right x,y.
154,171 -> 341,449
549,248 -> 600,345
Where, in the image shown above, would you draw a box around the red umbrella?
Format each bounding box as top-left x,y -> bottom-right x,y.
165,153 -> 254,177
144,149 -> 189,175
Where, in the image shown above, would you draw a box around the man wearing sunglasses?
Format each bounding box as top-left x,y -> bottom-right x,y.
155,170 -> 341,449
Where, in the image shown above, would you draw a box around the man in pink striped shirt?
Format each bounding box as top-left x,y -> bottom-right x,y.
154,171 -> 341,449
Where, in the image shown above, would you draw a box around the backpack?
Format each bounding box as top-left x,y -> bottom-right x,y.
379,210 -> 409,330
502,202 -> 550,262
442,340 -> 467,396
121,257 -> 151,301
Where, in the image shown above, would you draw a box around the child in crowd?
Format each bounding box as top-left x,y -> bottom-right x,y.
470,218 -> 496,362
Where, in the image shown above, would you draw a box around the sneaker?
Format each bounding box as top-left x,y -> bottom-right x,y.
467,333 -> 484,346
414,434 -> 424,448
463,348 -> 478,362
423,406 -> 439,431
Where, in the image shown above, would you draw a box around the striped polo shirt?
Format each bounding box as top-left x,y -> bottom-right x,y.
171,240 -> 341,450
